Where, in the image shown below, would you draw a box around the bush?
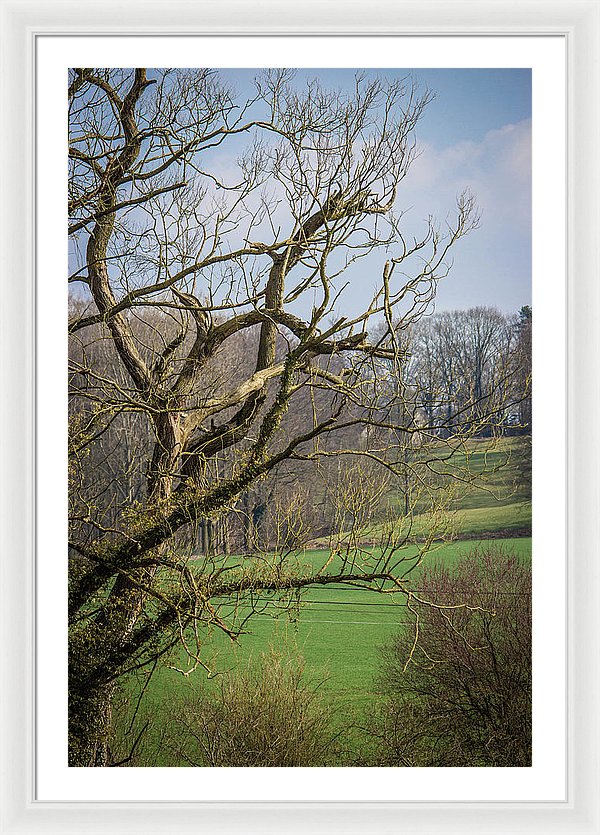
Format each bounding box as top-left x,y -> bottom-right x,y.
374,544 -> 531,767
168,649 -> 338,767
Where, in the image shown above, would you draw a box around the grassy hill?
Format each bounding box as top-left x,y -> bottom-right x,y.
112,436 -> 532,766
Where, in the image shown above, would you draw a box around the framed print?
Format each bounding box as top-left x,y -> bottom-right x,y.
0,1 -> 599,833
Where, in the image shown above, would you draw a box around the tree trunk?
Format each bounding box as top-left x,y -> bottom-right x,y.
242,491 -> 252,554
68,675 -> 114,766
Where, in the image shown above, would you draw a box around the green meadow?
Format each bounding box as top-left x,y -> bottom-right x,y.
114,437 -> 532,766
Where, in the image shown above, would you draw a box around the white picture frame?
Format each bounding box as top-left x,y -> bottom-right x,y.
1,1 -> 599,833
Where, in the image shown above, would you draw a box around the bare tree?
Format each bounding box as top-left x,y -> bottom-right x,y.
409,308 -> 518,438
514,305 -> 532,430
166,650 -> 338,767
68,67 -> 492,766
374,545 -> 532,766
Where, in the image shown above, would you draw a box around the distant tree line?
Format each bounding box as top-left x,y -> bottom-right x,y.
397,304 -> 531,439
70,300 -> 530,560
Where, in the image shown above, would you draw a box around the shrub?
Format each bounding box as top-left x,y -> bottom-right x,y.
374,544 -> 532,766
168,649 -> 338,767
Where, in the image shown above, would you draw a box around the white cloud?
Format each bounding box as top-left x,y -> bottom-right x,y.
193,118 -> 532,315
401,119 -> 532,231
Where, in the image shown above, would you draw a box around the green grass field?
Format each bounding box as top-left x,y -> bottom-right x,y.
374,436 -> 531,538
117,535 -> 532,766
179,538 -> 532,708
114,437 -> 532,766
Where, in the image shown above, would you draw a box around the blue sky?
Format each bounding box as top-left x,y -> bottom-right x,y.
217,68 -> 532,315
71,68 -> 531,317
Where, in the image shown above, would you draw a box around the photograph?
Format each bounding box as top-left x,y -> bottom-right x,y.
67,66 -> 533,769
3,2 -> 600,830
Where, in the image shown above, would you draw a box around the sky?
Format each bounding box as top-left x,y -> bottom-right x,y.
217,68 -> 532,315
71,68 -> 531,318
